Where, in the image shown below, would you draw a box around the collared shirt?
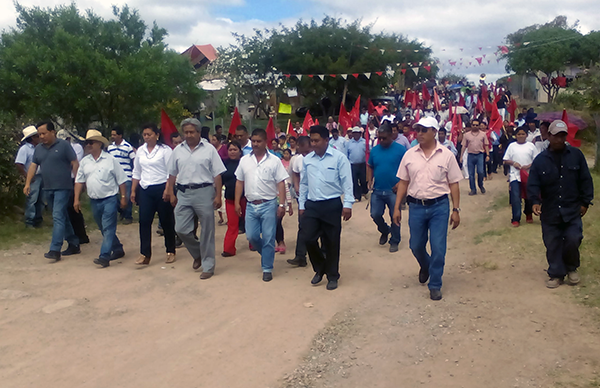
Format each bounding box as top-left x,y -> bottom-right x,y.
527,146 -> 594,224
75,151 -> 127,199
299,146 -> 354,210
32,138 -> 77,190
242,139 -> 253,156
360,112 -> 369,126
168,139 -> 226,185
503,141 -> 538,182
395,134 -> 412,149
346,137 -> 366,164
107,140 -> 135,180
15,142 -> 38,174
461,131 -> 489,154
397,142 -> 463,200
330,136 -> 347,155
235,151 -> 289,202
527,128 -> 540,143
132,143 -> 172,189
368,142 -> 406,191
441,139 -> 458,156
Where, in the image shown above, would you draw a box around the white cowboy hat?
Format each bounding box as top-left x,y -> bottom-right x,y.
21,126 -> 38,142
85,129 -> 109,147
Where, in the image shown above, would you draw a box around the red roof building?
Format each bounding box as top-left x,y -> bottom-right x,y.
181,44 -> 218,69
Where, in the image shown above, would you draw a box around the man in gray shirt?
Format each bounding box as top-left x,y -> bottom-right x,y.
24,121 -> 80,260
166,118 -> 226,280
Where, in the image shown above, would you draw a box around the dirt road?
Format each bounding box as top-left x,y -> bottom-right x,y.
1,177 -> 599,388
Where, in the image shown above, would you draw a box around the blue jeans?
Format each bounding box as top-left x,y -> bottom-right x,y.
245,199 -> 278,272
25,175 -> 44,226
45,189 -> 79,252
467,153 -> 485,192
118,180 -> 133,220
509,180 -> 533,222
408,197 -> 450,290
370,190 -> 400,245
91,195 -> 123,260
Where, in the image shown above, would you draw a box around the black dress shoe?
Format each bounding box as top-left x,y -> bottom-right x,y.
93,258 -> 110,268
192,257 -> 202,270
61,244 -> 81,256
79,236 -> 90,244
480,187 -> 486,194
326,279 -> 338,290
419,267 -> 429,284
389,243 -> 399,253
221,252 -> 235,257
175,235 -> 183,248
468,191 -> 477,196
430,289 -> 442,300
262,272 -> 273,282
44,251 -> 61,260
311,273 -> 323,285
287,257 -> 307,267
379,233 -> 388,245
110,250 -> 125,261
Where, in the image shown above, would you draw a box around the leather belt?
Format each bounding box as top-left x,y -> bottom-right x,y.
176,183 -> 212,193
249,199 -> 273,205
406,194 -> 448,206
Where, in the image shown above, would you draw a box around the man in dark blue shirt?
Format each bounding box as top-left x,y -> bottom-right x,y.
528,120 -> 593,289
367,123 -> 406,252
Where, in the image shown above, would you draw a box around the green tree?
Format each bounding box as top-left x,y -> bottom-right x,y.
209,17 -> 436,117
502,16 -> 599,103
0,3 -> 204,133
572,65 -> 600,171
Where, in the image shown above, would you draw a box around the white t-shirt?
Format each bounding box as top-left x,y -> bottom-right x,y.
235,151 -> 289,202
290,154 -> 304,180
503,142 -> 538,182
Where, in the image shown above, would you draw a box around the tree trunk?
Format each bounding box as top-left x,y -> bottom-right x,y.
594,113 -> 600,172
341,82 -> 348,106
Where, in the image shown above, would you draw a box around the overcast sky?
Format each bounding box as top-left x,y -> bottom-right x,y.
1,0 -> 599,83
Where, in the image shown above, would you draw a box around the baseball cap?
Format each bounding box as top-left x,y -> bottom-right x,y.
412,117 -> 440,130
548,120 -> 568,135
351,126 -> 363,133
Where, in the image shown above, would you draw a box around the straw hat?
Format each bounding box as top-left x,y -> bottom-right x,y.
85,129 -> 109,147
21,126 -> 38,142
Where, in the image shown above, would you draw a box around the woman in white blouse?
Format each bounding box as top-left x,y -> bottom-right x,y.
131,123 -> 177,264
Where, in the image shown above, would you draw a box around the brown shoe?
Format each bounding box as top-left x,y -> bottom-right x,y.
200,272 -> 213,280
135,255 -> 151,265
166,253 -> 176,264
192,258 -> 202,270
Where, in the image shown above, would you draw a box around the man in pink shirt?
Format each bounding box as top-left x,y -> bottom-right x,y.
459,120 -> 490,195
393,117 -> 462,301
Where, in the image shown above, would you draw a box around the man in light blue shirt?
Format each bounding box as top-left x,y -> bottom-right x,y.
438,128 -> 458,156
346,127 -> 367,202
329,127 -> 347,155
299,125 -> 353,291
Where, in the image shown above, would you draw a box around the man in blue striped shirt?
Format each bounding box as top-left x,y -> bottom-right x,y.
299,125 -> 354,290
108,126 -> 136,224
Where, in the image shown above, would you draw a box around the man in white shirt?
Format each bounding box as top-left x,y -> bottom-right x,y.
287,136 -> 312,267
166,118 -> 226,280
359,107 -> 369,126
234,125 -> 253,156
438,128 -> 458,156
381,109 -> 395,124
15,126 -> 44,228
235,128 -> 289,282
74,130 -> 128,268
329,127 -> 347,155
108,126 -> 136,224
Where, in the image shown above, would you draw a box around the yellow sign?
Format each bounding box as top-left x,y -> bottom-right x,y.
278,103 -> 292,114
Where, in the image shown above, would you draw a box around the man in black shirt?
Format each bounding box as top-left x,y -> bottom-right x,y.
528,120 -> 593,288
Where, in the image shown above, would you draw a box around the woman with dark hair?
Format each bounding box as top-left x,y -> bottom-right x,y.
131,123 -> 177,264
220,141 -> 244,257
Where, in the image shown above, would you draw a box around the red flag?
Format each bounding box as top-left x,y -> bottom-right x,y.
433,88 -> 441,111
314,118 -> 320,125
228,107 -> 242,136
339,102 -> 353,136
562,110 -> 581,147
458,94 -> 465,107
421,84 -> 431,102
302,111 -> 314,135
475,95 -> 482,114
350,95 -> 361,126
412,91 -> 419,109
414,109 -> 421,122
404,90 -> 413,107
489,103 -> 503,134
450,109 -> 462,146
367,99 -> 376,115
160,109 -> 178,148
265,117 -> 276,146
507,99 -> 518,122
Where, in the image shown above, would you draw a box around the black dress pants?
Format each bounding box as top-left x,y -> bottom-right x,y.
303,198 -> 342,281
138,183 -> 176,257
541,217 -> 583,279
351,163 -> 367,201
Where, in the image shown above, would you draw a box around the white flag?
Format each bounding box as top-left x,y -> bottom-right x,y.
317,74 -> 325,81
341,74 -> 348,80
295,74 -> 302,81
411,67 -> 419,75
364,72 -> 371,79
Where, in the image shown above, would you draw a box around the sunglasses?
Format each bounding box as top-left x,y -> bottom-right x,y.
85,140 -> 96,145
414,127 -> 432,133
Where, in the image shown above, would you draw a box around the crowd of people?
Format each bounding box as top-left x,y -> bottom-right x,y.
13,78 -> 594,299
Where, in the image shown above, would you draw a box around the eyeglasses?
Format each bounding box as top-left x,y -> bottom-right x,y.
414,127 -> 431,133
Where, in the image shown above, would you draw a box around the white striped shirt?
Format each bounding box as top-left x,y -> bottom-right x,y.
107,140 -> 135,180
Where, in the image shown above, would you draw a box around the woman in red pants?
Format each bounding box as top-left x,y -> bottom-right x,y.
221,142 -> 244,256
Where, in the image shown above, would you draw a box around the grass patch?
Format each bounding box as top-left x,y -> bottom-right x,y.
488,191 -> 510,212
473,228 -> 508,245
0,193 -> 97,250
472,260 -> 499,270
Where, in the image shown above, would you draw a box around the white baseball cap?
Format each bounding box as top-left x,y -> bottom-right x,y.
413,117 -> 440,130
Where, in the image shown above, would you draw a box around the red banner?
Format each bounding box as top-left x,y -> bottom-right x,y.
160,109 -> 178,148
228,107 -> 242,136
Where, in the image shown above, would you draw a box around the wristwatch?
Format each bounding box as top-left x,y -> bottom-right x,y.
278,204 -> 285,208
452,208 -> 461,213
